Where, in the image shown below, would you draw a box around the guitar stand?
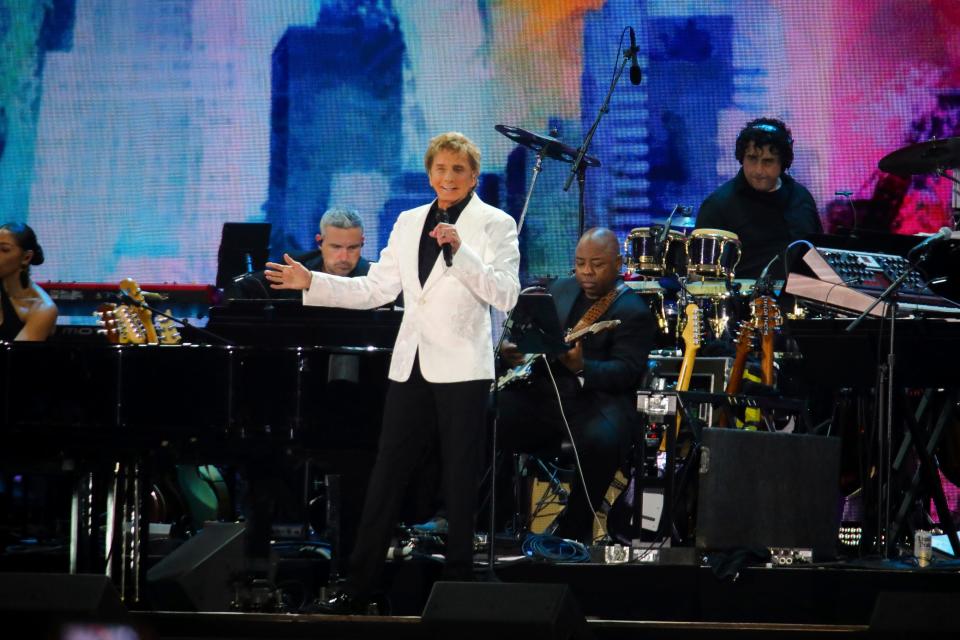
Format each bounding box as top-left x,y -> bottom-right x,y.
635,391 -> 704,545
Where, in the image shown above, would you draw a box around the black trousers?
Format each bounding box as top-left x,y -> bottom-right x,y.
345,358 -> 490,599
497,378 -> 629,543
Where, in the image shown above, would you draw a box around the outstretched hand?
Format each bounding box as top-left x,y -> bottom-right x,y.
264,253 -> 312,290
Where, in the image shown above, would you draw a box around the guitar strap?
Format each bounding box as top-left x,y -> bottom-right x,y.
570,283 -> 628,334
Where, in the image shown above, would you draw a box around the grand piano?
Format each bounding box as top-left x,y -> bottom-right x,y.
0,298 -> 402,604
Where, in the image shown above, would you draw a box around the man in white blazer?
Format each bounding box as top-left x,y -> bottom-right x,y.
266,131 -> 520,614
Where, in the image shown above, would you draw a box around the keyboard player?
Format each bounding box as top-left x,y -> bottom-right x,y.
229,207 -> 370,299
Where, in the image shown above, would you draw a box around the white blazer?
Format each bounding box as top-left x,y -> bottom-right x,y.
302,195 -> 520,383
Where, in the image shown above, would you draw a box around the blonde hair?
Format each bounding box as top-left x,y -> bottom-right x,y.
424,131 -> 481,174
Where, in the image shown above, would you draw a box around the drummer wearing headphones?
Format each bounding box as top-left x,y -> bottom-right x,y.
695,117 -> 822,279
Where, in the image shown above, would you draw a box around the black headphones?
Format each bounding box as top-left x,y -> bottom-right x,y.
748,122 -> 793,146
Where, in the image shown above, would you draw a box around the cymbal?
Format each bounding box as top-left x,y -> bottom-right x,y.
878,137 -> 960,176
494,124 -> 600,167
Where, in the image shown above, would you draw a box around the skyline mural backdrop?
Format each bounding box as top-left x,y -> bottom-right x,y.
1,0 -> 958,284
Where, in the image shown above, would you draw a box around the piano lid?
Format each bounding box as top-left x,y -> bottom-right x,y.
207,299 -> 402,349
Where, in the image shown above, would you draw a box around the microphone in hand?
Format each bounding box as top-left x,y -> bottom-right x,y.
436,209 -> 453,267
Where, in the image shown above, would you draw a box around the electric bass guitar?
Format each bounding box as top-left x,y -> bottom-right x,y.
496,319 -> 621,390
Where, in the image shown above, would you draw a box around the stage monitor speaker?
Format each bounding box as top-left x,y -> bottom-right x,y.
869,591 -> 960,632
0,573 -> 127,621
696,429 -> 841,559
421,581 -> 594,640
146,521 -> 246,612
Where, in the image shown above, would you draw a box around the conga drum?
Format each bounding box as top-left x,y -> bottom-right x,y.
625,227 -> 688,276
686,228 -> 741,279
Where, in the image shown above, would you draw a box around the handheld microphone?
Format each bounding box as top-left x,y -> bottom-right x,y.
628,27 -> 642,85
436,209 -> 453,267
908,226 -> 953,257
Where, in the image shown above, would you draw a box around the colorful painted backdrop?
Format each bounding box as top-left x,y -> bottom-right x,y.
1,0 -> 958,284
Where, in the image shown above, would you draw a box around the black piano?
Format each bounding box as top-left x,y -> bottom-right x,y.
0,301 -> 402,602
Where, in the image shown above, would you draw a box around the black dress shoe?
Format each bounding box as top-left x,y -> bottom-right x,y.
302,591 -> 371,615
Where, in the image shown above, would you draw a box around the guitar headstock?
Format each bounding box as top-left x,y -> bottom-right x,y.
732,319 -> 755,351
750,295 -> 783,336
155,310 -> 182,345
94,303 -> 120,344
680,302 -> 702,350
94,302 -> 148,344
119,278 -> 159,344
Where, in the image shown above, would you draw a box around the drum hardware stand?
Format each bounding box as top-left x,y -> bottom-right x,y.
564,28 -> 638,235
514,136 -> 550,236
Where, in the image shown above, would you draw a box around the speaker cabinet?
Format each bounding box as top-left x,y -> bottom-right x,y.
422,581 -> 593,640
146,521 -> 246,611
0,573 -> 127,621
696,429 -> 841,559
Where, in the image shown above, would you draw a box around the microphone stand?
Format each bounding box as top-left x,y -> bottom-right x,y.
121,293 -> 235,346
844,254 -> 925,558
563,41 -> 633,236
484,286 -> 549,578
654,204 -> 681,266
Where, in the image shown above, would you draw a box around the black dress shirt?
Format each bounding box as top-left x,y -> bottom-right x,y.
418,192 -> 473,286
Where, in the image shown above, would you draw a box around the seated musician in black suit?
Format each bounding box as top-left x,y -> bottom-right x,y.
497,227 -> 655,543
229,207 -> 370,298
0,222 -> 57,341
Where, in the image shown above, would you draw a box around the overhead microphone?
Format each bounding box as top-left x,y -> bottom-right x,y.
628,27 -> 642,86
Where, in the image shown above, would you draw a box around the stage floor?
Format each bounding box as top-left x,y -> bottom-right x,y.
125,552 -> 960,639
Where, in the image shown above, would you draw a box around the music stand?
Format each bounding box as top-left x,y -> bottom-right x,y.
505,292 -> 569,355
216,222 -> 272,289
